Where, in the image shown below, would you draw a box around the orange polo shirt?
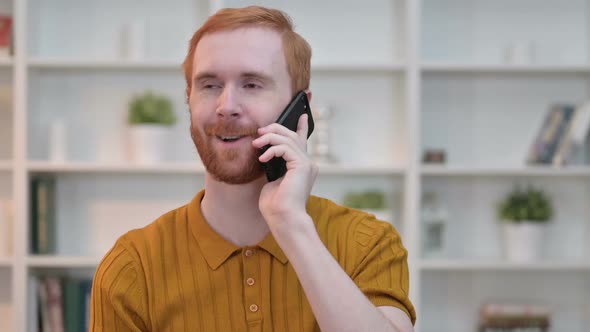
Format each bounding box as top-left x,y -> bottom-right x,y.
90,190 -> 416,331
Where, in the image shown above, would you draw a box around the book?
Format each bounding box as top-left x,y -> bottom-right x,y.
0,302 -> 13,332
35,276 -> 93,332
552,101 -> 590,166
30,176 -> 57,254
526,104 -> 575,165
63,279 -> 83,332
542,104 -> 575,163
38,278 -> 51,332
81,280 -> 93,331
0,199 -> 12,257
479,302 -> 551,332
0,15 -> 12,57
45,277 -> 65,332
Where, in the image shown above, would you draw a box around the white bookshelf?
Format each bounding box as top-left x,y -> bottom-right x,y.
26,255 -> 101,269
0,160 -> 11,171
28,57 -> 407,73
420,259 -> 590,271
0,57 -> 11,67
27,161 -> 207,174
0,257 -> 12,267
421,164 -> 590,177
421,62 -> 590,74
26,160 -> 406,176
3,0 -> 590,331
27,58 -> 185,71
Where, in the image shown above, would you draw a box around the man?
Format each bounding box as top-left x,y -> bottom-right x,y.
90,6 -> 416,332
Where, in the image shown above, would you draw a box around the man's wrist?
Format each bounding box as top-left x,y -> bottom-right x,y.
269,212 -> 317,248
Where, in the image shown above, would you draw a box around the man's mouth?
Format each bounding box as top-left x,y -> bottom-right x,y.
216,135 -> 245,142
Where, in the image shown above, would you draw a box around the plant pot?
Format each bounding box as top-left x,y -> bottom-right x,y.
127,124 -> 169,164
502,221 -> 545,262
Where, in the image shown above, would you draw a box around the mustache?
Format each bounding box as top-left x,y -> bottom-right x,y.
203,121 -> 259,137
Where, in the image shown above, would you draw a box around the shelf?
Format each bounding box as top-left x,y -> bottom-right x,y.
421,165 -> 590,177
27,161 -> 404,176
0,257 -> 13,267
27,255 -> 101,268
0,160 -> 11,171
311,61 -> 405,73
318,163 -> 405,176
27,58 -> 405,73
27,161 -> 207,174
27,58 -> 184,71
420,259 -> 590,271
0,57 -> 12,67
421,62 -> 590,74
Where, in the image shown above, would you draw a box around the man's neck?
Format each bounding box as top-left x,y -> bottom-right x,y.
200,174 -> 270,247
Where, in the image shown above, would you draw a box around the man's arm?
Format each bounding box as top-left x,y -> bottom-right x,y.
255,114 -> 415,331
271,216 -> 414,332
379,306 -> 415,332
90,240 -> 149,332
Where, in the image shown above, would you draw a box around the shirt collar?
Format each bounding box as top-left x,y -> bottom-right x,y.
187,189 -> 289,270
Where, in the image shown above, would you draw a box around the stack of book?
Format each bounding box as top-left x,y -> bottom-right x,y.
34,276 -> 93,332
30,176 -> 57,255
0,14 -> 12,57
478,302 -> 551,332
526,102 -> 590,166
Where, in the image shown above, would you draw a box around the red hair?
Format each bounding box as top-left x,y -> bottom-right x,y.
182,6 -> 312,99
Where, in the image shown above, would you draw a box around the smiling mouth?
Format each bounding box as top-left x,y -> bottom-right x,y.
216,135 -> 244,142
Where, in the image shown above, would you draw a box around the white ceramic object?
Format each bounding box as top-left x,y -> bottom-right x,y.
120,20 -> 146,60
504,41 -> 535,65
503,222 -> 545,262
128,125 -> 169,164
48,120 -> 66,162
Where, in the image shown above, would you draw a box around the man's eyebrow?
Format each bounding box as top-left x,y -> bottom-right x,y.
193,72 -> 217,84
241,71 -> 273,81
193,71 -> 276,85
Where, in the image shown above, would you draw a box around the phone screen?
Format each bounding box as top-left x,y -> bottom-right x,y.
259,91 -> 315,182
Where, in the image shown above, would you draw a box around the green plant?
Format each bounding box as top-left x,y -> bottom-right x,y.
343,190 -> 386,209
128,91 -> 176,126
497,186 -> 553,223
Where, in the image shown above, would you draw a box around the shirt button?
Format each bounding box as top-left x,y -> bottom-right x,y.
246,277 -> 255,286
244,249 -> 254,257
249,304 -> 259,312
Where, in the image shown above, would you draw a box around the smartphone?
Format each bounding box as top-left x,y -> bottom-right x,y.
259,90 -> 315,182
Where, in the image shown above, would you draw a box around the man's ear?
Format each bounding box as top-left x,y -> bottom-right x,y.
304,89 -> 312,104
185,86 -> 191,105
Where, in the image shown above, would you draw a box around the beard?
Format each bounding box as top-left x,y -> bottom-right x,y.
190,119 -> 265,184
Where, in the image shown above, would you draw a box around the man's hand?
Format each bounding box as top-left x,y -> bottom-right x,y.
251,114 -> 318,232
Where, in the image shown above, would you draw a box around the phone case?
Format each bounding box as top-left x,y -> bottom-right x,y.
260,91 -> 315,182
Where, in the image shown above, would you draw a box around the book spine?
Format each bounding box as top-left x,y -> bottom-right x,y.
545,105 -> 575,164
538,106 -> 566,164
45,277 -> 65,332
527,107 -> 561,164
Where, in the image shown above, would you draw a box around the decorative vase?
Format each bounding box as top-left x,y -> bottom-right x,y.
127,124 -> 169,164
503,222 -> 545,262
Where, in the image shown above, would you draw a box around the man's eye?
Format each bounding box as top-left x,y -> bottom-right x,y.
244,83 -> 261,89
203,84 -> 220,89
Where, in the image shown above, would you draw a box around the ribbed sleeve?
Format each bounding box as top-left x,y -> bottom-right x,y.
351,217 -> 416,324
90,239 -> 149,331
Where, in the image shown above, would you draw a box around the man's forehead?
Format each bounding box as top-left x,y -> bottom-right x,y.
193,27 -> 286,76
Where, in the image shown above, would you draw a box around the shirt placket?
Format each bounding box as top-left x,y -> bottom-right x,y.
243,247 -> 263,332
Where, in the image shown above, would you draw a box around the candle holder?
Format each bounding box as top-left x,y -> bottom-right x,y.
310,104 -> 337,164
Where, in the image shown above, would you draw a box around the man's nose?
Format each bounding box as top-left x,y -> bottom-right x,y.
216,86 -> 241,118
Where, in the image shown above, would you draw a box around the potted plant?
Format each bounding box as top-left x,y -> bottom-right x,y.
343,190 -> 392,223
497,186 -> 553,262
127,91 -> 176,164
